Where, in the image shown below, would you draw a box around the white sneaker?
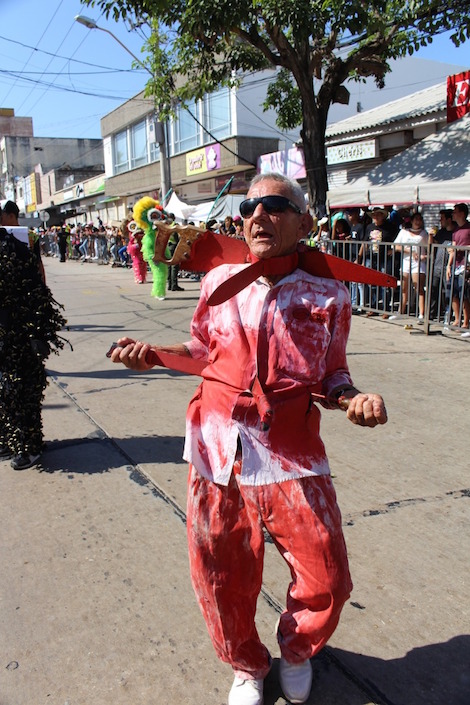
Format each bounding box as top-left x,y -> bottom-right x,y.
228,676 -> 264,705
279,657 -> 313,704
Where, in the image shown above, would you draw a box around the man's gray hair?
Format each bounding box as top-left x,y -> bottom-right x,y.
249,173 -> 308,213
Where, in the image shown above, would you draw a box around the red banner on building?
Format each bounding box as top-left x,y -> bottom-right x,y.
447,70 -> 470,123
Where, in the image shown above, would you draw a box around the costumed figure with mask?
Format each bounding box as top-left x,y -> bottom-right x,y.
132,197 -> 170,300
123,216 -> 147,285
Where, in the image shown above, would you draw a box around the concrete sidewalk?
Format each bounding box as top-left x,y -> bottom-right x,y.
1,257 -> 469,705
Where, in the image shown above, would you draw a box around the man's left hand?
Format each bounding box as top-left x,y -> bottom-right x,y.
346,393 -> 387,427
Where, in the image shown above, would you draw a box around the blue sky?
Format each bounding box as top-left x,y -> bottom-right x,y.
1,0 -> 469,139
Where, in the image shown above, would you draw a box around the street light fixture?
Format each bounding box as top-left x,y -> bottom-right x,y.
74,15 -> 99,30
74,14 -> 171,199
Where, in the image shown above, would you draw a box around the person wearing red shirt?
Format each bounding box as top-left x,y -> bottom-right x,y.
110,173 -> 387,705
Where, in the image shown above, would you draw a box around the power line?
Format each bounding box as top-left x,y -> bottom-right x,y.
234,92 -> 293,140
0,70 -> 137,101
16,11 -> 100,115
0,68 -> 139,76
182,102 -> 256,167
0,34 -> 147,73
0,0 -> 66,105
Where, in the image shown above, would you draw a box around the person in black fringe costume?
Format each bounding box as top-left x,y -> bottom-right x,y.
0,224 -> 67,470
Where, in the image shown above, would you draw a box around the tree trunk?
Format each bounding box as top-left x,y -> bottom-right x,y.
298,92 -> 329,215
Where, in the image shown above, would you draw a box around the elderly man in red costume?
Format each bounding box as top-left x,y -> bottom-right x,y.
110,173 -> 387,705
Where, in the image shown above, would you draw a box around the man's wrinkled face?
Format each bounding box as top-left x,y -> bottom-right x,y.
243,179 -> 312,259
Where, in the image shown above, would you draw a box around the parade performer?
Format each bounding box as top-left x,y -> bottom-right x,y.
0,224 -> 67,470
132,197 -> 169,300
110,173 -> 388,705
123,217 -> 147,284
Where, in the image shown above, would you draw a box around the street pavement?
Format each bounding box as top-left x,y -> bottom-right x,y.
1,256 -> 469,705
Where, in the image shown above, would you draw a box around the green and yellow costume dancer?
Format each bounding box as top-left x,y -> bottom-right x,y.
133,197 -> 169,300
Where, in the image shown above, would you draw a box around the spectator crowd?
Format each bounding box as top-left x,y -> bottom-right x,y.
27,199 -> 470,335
306,202 -> 470,335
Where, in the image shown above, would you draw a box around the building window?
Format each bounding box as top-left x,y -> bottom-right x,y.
110,87 -> 231,174
149,118 -> 161,163
150,140 -> 161,163
203,87 -> 231,142
114,130 -> 129,174
172,99 -> 200,155
130,120 -> 148,169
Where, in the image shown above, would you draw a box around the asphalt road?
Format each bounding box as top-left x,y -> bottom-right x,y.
1,257 -> 469,705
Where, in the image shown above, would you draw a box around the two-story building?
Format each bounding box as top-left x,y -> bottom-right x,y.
0,112 -> 104,225
96,72 -> 299,225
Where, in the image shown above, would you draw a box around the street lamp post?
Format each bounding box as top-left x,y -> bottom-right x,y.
74,15 -> 171,201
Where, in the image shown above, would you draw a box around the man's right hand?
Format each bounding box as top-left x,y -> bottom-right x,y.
109,337 -> 154,371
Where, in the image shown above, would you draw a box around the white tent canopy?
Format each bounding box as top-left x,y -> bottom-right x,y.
165,191 -> 246,224
327,113 -> 470,208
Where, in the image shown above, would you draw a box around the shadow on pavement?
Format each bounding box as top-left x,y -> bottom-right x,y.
328,635 -> 470,705
38,434 -> 185,475
262,637 -> 470,705
65,324 -> 127,333
118,434 -> 185,465
47,368 -> 193,381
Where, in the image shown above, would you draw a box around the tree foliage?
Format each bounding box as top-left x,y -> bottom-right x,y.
81,0 -> 470,210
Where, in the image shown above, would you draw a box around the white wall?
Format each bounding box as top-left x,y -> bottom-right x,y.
235,70 -> 300,146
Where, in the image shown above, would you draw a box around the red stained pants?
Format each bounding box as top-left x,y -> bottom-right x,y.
186,463 -> 352,680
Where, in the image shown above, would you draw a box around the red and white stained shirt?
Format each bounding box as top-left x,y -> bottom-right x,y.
183,263 -> 353,486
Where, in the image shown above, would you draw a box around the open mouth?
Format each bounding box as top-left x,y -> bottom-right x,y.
253,229 -> 273,240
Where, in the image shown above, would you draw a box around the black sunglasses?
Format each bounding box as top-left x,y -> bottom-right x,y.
239,195 -> 303,218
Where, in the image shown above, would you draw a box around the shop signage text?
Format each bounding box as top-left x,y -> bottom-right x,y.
327,139 -> 376,165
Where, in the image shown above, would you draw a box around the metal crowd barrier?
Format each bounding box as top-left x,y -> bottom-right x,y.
317,239 -> 470,338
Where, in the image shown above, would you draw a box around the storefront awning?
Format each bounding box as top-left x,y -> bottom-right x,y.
327,113 -> 470,208
97,196 -> 121,204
